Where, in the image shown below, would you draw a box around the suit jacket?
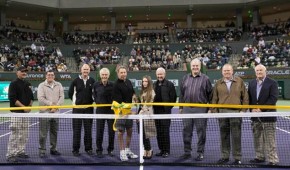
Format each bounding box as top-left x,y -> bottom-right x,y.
248,76 -> 278,122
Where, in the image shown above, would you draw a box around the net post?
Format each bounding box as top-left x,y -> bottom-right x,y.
139,115 -> 144,164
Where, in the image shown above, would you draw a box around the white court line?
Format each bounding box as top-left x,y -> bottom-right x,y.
0,110 -> 72,138
0,122 -> 39,138
139,165 -> 143,170
0,120 -> 10,125
281,116 -> 290,120
277,127 -> 290,134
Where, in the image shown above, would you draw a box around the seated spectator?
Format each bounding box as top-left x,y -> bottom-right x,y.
133,65 -> 139,71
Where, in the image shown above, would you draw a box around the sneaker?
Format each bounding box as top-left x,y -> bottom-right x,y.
7,156 -> 18,163
195,153 -> 204,161
50,150 -> 61,156
17,152 -> 29,158
232,159 -> 242,165
120,150 -> 128,161
125,148 -> 138,159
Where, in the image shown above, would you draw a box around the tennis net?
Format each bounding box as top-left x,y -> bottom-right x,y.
0,110 -> 289,168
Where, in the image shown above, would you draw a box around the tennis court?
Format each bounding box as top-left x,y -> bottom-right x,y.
0,100 -> 290,169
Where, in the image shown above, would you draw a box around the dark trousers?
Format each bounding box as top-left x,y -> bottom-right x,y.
155,119 -> 171,153
72,108 -> 93,152
96,119 -> 115,152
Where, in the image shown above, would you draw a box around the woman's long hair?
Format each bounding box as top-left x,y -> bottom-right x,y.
140,75 -> 153,103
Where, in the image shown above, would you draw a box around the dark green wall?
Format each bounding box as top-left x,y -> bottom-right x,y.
1,67 -> 290,99
206,68 -> 290,99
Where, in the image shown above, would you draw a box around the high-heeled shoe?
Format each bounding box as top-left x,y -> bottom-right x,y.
143,150 -> 148,159
146,150 -> 153,159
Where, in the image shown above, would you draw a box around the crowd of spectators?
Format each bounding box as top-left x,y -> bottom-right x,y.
0,27 -> 57,43
237,38 -> 290,69
250,19 -> 290,40
127,43 -> 232,71
128,45 -> 181,71
203,21 -> 236,28
182,44 -> 233,70
6,20 -> 31,29
176,28 -> 243,43
133,32 -> 169,44
72,46 -> 122,71
63,31 -> 127,44
0,43 -> 67,72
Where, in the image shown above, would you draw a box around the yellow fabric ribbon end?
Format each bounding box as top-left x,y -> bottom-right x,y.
111,101 -> 132,131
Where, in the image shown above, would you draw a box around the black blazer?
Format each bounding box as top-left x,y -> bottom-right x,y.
248,76 -> 278,122
153,79 -> 177,114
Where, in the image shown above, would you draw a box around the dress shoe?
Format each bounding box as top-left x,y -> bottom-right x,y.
179,153 -> 191,159
143,150 -> 148,159
86,150 -> 94,156
39,153 -> 46,158
249,158 -> 265,163
7,156 -> 18,163
268,162 -> 277,166
155,152 -> 163,157
50,150 -> 61,155
146,150 -> 153,159
217,158 -> 229,164
162,152 -> 169,158
195,153 -> 204,161
96,151 -> 104,158
17,153 -> 29,158
108,151 -> 114,157
72,151 -> 80,157
232,159 -> 242,165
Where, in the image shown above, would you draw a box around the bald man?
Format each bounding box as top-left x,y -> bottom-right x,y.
153,67 -> 177,158
248,64 -> 279,165
68,64 -> 95,156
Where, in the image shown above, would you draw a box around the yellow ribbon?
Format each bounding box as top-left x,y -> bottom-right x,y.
111,101 -> 132,131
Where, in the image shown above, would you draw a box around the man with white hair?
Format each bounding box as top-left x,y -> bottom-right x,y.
248,64 -> 279,165
93,67 -> 115,158
153,67 -> 177,158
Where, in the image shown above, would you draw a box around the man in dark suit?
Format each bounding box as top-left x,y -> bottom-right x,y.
153,67 -> 177,158
248,64 -> 279,165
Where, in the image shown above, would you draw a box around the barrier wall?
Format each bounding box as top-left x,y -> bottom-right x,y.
206,68 -> 290,99
0,68 -> 290,100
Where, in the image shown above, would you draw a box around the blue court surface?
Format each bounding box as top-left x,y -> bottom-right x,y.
0,165 -> 288,170
1,108 -> 290,169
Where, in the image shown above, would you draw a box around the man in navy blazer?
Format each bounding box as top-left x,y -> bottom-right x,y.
248,64 -> 279,165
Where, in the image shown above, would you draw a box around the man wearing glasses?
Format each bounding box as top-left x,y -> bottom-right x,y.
37,70 -> 64,158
